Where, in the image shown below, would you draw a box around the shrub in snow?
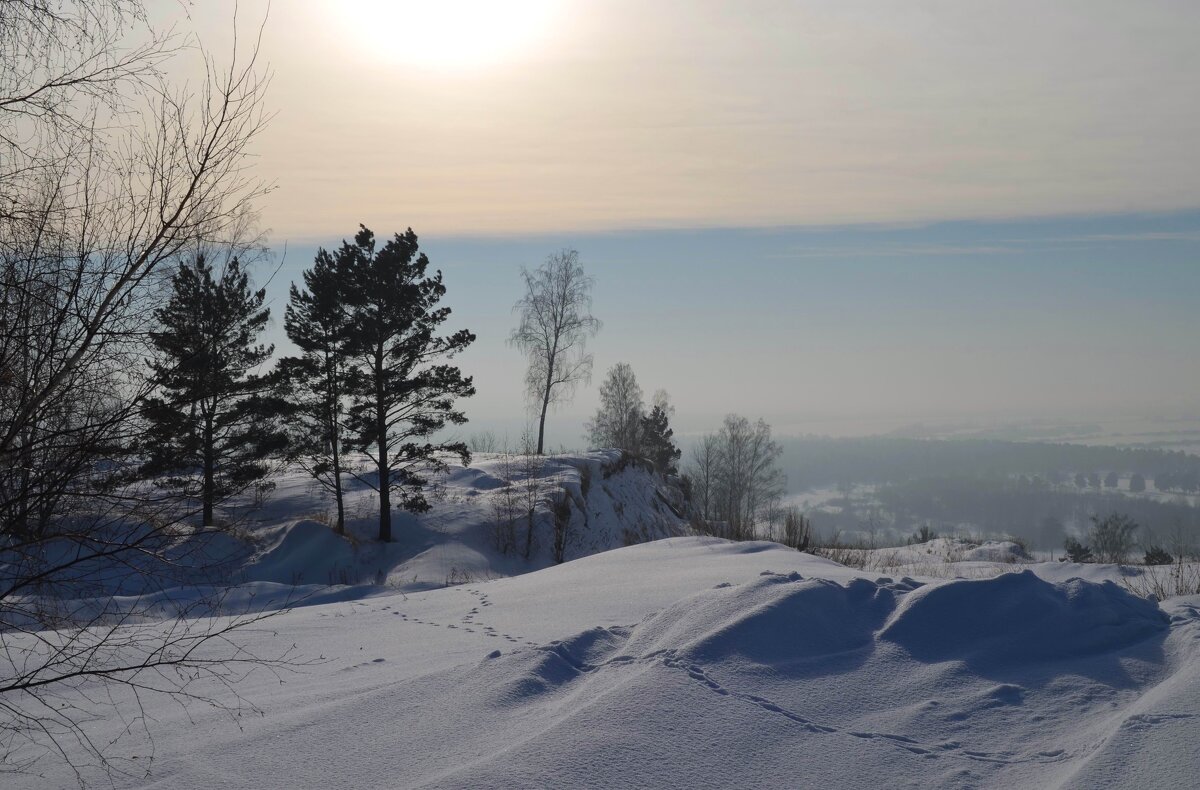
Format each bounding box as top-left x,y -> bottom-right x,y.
1143,546 -> 1174,566
910,524 -> 938,544
1088,512 -> 1138,565
782,507 -> 812,552
1063,537 -> 1094,563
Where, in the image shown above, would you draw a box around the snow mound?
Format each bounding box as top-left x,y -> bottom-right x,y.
243,519 -> 361,586
625,573 -> 897,666
11,536 -> 1195,790
879,570 -> 1169,665
959,539 -> 1030,563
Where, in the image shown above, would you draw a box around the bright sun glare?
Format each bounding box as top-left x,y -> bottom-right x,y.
341,1 -> 559,71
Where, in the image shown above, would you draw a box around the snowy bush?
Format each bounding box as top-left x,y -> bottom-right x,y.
1063,537 -> 1094,563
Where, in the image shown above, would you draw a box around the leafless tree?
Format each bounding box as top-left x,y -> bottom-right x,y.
685,415 -> 784,540
509,249 -> 601,455
715,415 -> 785,540
685,433 -> 720,523
1,0 -> 281,779
585,362 -> 644,452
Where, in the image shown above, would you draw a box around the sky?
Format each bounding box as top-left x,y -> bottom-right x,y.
156,1 -> 1200,443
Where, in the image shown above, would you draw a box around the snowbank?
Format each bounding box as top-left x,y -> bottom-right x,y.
12,537 -> 1196,789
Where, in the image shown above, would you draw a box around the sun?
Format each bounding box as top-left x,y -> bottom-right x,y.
338,1 -> 560,71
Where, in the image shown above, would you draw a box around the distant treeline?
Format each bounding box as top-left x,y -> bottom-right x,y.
777,436 -> 1200,490
875,477 -> 1200,548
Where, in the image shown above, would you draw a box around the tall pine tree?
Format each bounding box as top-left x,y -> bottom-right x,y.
341,226 -> 475,542
282,248 -> 352,533
142,255 -> 286,526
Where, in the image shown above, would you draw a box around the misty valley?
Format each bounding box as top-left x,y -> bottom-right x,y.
780,434 -> 1200,552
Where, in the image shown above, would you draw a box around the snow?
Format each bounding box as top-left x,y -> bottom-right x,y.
5,454 -> 1200,788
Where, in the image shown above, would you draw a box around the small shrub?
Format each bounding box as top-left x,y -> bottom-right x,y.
1122,561 -> 1200,600
782,507 -> 811,552
1063,537 -> 1093,563
911,524 -> 938,544
468,431 -> 498,453
1144,546 -> 1174,566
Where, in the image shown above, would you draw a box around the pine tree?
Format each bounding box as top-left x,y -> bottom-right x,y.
282,248 -> 352,533
341,226 -> 475,542
142,255 -> 286,526
640,396 -> 681,475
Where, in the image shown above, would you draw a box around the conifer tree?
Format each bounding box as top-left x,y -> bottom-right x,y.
341,226 -> 475,542
142,255 -> 286,526
282,248 -> 352,533
640,393 -> 681,475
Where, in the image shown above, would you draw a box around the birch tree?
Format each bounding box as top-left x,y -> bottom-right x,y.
510,249 -> 601,455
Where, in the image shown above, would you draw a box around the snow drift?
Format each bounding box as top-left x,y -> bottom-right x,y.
12,537 -> 1194,789
6,447 -> 1199,789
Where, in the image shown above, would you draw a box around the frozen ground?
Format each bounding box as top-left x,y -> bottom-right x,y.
5,453 -> 1200,789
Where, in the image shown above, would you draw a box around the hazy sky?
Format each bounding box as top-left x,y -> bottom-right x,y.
161,2 -> 1200,441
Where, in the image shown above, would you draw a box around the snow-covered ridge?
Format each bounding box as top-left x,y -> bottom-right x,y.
226,449 -> 689,594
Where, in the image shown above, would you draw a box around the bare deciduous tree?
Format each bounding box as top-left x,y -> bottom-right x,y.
1,0 -> 282,778
509,249 -> 601,455
585,362 -> 644,452
685,433 -> 720,523
685,415 -> 785,540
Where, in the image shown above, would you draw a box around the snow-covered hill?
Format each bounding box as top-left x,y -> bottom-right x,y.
6,454 -> 1200,788
236,449 -> 689,593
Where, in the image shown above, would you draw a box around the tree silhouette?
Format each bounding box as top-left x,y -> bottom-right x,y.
342,226 -> 475,542
510,250 -> 601,454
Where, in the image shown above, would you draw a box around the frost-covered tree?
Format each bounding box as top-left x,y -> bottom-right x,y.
342,226 -> 476,543
510,249 -> 601,454
142,255 -> 286,527
585,362 -> 644,452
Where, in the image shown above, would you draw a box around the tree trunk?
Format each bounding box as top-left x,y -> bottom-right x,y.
375,353 -> 391,542
333,459 -> 346,535
536,401 -> 548,455
536,371 -> 553,455
328,381 -> 346,535
202,410 -> 215,527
